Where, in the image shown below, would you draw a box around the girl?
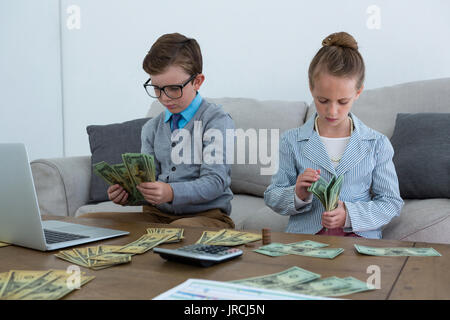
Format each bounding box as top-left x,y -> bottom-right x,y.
264,32 -> 403,239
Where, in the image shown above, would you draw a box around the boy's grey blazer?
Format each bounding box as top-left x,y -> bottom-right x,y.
141,99 -> 234,215
264,113 -> 404,239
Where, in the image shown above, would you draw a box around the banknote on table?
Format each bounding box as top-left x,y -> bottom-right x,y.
230,266 -> 321,291
113,233 -> 173,254
147,227 -> 184,243
55,245 -> 132,270
255,241 -> 344,259
286,276 -> 375,297
0,269 -> 94,300
196,229 -> 261,246
196,229 -> 228,244
354,244 -> 442,257
0,242 -> 10,248
254,240 -> 328,256
283,276 -> 349,296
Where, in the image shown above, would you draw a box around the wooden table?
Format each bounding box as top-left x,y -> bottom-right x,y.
0,215 -> 448,300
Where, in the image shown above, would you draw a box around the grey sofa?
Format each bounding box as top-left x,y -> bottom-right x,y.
31,78 -> 450,244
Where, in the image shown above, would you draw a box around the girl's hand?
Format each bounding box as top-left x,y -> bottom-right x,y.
295,168 -> 321,201
322,200 -> 347,229
137,181 -> 174,205
107,184 -> 128,205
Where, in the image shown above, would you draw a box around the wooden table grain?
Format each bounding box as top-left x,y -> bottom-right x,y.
0,215 -> 448,300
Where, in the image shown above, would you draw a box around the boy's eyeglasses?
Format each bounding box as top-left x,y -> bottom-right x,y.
143,74 -> 197,99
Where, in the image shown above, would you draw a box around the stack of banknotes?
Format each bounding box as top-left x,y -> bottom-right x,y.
230,266 -> 374,297
196,229 -> 261,246
308,175 -> 344,211
55,228 -> 184,270
254,240 -> 344,259
93,153 -> 156,205
0,269 -> 94,300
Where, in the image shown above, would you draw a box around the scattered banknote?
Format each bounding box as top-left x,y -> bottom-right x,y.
284,276 -> 374,297
308,175 -> 344,211
113,234 -> 173,254
54,228 -> 183,270
230,266 -> 321,290
354,244 -> 442,257
0,269 -> 94,300
255,241 -> 344,259
55,245 -> 132,270
230,267 -> 374,298
196,229 -> 261,246
93,153 -> 156,205
0,242 -> 10,247
147,227 -> 184,243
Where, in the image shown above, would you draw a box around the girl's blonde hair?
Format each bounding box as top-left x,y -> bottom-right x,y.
308,32 -> 365,90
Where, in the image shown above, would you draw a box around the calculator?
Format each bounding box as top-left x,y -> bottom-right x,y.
153,244 -> 243,267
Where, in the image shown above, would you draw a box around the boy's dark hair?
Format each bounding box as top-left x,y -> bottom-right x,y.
143,33 -> 202,76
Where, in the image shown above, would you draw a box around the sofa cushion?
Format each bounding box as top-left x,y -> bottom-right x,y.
86,117 -> 151,203
382,198 -> 450,244
306,77 -> 450,138
229,194 -> 269,230
242,206 -> 289,233
390,113 -> 450,199
147,97 -> 309,197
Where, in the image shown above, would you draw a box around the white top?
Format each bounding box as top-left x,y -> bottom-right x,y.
294,134 -> 352,228
319,135 -> 351,169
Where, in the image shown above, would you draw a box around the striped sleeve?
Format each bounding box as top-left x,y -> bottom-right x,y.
264,132 -> 313,216
344,135 -> 404,232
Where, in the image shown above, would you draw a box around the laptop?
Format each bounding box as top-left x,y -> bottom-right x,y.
0,143 -> 129,251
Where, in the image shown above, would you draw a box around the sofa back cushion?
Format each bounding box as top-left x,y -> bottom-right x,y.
306,77 -> 450,138
390,113 -> 450,199
147,97 -> 309,196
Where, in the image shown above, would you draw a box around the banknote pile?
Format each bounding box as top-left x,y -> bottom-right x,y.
354,244 -> 441,257
308,175 -> 344,211
196,229 -> 261,246
254,240 -> 344,259
0,269 -> 94,300
93,153 -> 156,205
230,266 -> 374,297
55,228 -> 184,270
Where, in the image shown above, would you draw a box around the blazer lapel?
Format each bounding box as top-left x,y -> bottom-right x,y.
298,115 -> 336,176
335,114 -> 374,177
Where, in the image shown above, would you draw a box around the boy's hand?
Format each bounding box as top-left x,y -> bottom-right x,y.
295,168 -> 320,201
322,200 -> 347,229
107,184 -> 128,205
137,182 -> 174,205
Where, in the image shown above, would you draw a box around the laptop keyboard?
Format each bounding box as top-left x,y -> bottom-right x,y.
44,229 -> 89,244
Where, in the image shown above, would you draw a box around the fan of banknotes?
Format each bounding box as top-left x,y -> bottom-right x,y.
308,175 -> 344,211
93,153 -> 156,205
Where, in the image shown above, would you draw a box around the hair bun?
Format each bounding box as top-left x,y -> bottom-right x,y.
322,32 -> 358,50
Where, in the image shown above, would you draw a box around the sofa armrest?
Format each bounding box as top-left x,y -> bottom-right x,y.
31,156 -> 92,217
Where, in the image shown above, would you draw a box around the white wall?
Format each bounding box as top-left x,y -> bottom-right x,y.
0,0 -> 63,160
2,0 -> 450,159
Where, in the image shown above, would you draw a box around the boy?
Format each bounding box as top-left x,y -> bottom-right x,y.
88,33 -> 235,228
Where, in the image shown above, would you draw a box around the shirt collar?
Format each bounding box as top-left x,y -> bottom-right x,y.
164,93 -> 203,123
